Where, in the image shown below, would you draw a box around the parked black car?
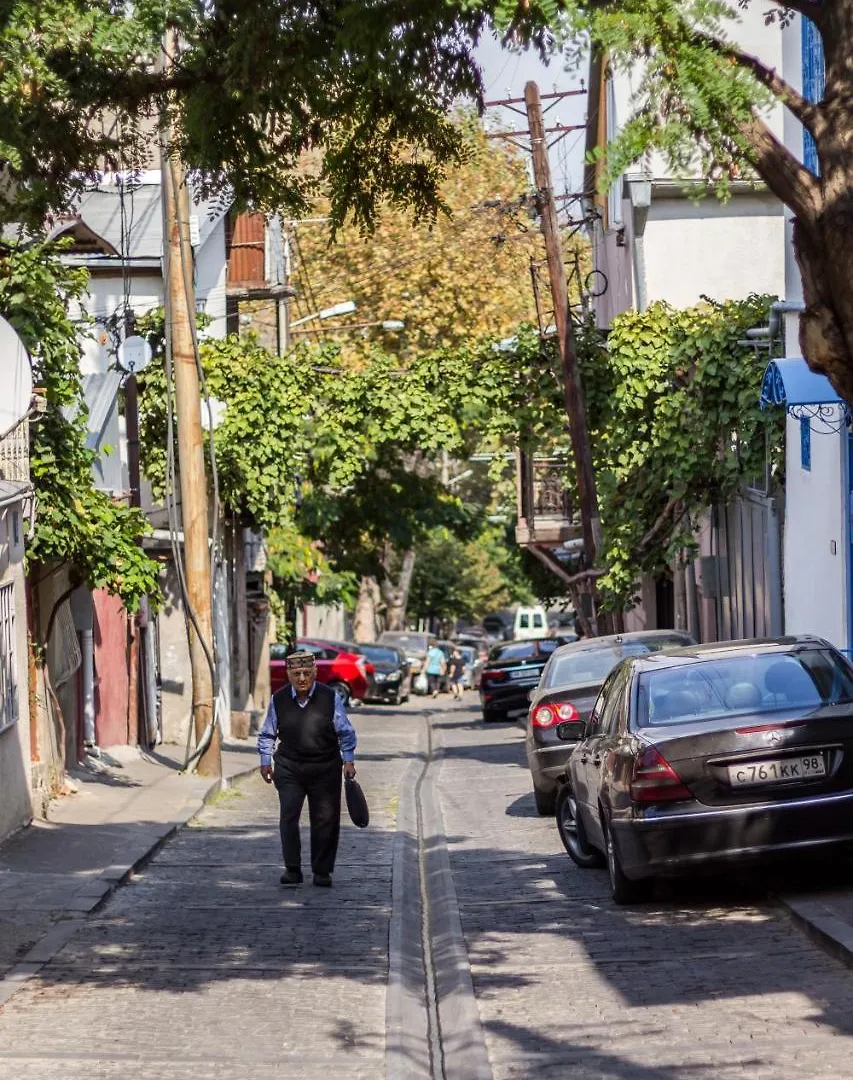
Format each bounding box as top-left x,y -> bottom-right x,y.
526,631 -> 695,815
479,638 -> 565,723
556,636 -> 853,904
349,643 -> 411,705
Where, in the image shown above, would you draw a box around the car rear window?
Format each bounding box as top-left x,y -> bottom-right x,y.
544,636 -> 692,688
490,640 -> 557,662
636,650 -> 853,727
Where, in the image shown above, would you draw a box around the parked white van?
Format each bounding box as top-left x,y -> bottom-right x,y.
513,606 -> 548,640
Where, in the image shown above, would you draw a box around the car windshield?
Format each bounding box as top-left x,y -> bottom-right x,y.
636,649 -> 853,727
490,640 -> 557,662
359,646 -> 400,664
545,638 -> 687,688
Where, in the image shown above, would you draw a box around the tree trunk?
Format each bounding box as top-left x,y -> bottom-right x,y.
381,547 -> 416,631
352,576 -> 381,642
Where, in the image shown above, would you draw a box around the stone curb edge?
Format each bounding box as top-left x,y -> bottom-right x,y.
0,761 -> 259,1009
422,725 -> 493,1080
386,720 -> 431,1080
777,892 -> 853,971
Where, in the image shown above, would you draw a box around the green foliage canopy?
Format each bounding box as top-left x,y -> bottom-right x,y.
0,1 -> 558,231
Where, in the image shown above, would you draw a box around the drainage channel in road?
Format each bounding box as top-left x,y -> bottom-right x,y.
387,707 -> 492,1080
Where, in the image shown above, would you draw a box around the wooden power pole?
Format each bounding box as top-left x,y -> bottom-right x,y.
161,122 -> 222,777
524,81 -> 603,570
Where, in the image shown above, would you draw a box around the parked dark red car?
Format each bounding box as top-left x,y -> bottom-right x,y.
270,638 -> 372,704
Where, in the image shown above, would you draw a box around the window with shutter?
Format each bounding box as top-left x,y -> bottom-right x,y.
802,19 -> 825,175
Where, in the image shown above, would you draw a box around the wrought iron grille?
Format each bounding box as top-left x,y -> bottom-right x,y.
0,581 -> 18,734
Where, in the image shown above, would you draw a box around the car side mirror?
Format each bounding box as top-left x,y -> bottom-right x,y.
556,720 -> 585,741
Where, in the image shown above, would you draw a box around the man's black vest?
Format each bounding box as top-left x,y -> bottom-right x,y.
273,682 -> 340,764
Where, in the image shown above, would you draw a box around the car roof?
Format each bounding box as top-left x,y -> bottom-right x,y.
630,635 -> 832,671
548,629 -> 695,658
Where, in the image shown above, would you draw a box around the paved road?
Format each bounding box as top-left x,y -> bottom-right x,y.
2,695 -> 853,1079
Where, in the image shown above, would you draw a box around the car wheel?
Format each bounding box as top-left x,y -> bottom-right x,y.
555,785 -> 605,867
603,816 -> 647,905
533,784 -> 557,816
328,681 -> 351,707
482,706 -> 504,723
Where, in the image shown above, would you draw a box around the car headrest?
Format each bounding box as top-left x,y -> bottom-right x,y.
764,661 -> 817,702
724,681 -> 762,711
653,688 -> 700,720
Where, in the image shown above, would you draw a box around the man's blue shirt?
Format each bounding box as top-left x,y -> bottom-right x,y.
257,683 -> 357,766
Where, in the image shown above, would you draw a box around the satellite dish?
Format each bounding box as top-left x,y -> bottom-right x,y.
117,335 -> 153,375
0,315 -> 32,433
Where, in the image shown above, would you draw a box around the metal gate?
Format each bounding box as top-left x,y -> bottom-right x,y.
707,492 -> 783,641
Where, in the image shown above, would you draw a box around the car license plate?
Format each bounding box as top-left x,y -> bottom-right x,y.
509,669 -> 540,681
728,755 -> 826,787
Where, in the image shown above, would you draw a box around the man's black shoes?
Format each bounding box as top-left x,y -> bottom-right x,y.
313,873 -> 332,887
280,869 -> 303,887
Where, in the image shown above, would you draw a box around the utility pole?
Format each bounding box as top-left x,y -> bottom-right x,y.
160,40 -> 221,777
524,81 -> 603,571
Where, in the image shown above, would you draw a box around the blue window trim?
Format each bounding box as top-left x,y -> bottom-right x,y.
802,18 -> 825,175
800,415 -> 812,471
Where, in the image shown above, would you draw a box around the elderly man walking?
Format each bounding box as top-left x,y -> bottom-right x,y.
258,649 -> 357,887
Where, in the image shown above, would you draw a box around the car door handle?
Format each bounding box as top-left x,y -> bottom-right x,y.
592,755 -> 602,766
579,754 -> 589,764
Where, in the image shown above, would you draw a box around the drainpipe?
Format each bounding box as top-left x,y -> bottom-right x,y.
626,175 -> 651,312
80,628 -> 95,746
769,299 -> 805,346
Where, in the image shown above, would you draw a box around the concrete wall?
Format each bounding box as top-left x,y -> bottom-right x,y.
0,502 -> 32,842
301,604 -> 348,642
643,193 -> 786,308
157,562 -> 193,746
782,413 -> 849,650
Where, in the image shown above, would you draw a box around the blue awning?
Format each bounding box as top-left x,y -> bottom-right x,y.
760,357 -> 843,410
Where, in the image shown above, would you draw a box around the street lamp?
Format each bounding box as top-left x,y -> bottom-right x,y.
289,300 -> 357,329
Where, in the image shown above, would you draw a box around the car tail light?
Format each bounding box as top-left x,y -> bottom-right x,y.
481,670 -> 508,684
630,746 -> 691,803
532,702 -> 579,728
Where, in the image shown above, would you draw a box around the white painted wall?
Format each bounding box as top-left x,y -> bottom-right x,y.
643,194 -> 786,308
0,502 -> 33,842
783,412 -> 849,650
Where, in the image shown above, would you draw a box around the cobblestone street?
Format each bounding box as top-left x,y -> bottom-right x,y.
4,697 -> 853,1078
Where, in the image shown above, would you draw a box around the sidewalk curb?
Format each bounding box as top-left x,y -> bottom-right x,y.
422,719 -> 493,1080
778,893 -> 853,970
0,761 -> 259,1010
386,722 -> 431,1080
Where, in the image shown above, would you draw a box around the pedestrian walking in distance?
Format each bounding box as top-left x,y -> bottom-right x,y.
258,649 -> 357,888
448,648 -> 466,700
425,641 -> 447,698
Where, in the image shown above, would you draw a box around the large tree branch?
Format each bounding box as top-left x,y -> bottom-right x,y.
762,0 -> 827,28
695,31 -> 817,130
738,112 -> 822,223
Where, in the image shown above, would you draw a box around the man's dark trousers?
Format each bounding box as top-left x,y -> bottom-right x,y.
273,757 -> 342,875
